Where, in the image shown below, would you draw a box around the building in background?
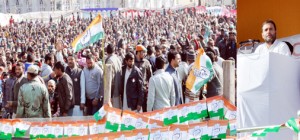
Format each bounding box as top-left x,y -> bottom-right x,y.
0,0 -> 235,14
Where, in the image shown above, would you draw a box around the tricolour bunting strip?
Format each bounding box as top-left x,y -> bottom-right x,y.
223,98 -> 237,120
208,120 -> 228,139
93,96 -> 227,125
285,117 -> 299,133
239,118 -> 299,139
88,119 -> 106,135
177,99 -> 208,124
228,120 -> 237,136
93,104 -> 108,122
206,96 -> 225,120
251,125 -> 281,137
163,108 -> 179,126
42,123 -> 235,140
0,120 -> 13,139
149,127 -> 170,140
12,120 -> 31,138
142,108 -> 165,121
121,110 -> 149,131
105,106 -> 122,132
169,125 -> 189,140
5,96 -> 237,139
188,122 -> 210,140
147,118 -> 164,129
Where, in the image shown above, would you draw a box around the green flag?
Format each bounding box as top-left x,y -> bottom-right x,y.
285,118 -> 299,133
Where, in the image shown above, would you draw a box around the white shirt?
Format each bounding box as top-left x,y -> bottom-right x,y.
147,69 -> 175,111
177,62 -> 189,82
254,40 -> 291,56
123,67 -> 132,111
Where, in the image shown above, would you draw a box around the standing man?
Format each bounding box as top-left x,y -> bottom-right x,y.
134,45 -> 152,112
83,54 -> 104,115
217,32 -> 229,59
225,31 -> 237,60
65,55 -> 85,116
205,48 -> 223,98
16,65 -> 51,118
105,44 -> 122,109
166,51 -> 183,105
120,52 -> 144,112
7,62 -> 27,118
53,61 -> 75,116
24,54 -> 35,75
40,53 -> 55,83
147,56 -> 175,111
146,45 -> 156,72
47,80 -> 60,117
155,45 -> 163,57
254,19 -> 291,56
55,38 -> 67,66
2,67 -> 16,118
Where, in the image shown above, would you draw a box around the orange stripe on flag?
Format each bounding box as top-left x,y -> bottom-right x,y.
186,48 -> 204,90
71,14 -> 103,48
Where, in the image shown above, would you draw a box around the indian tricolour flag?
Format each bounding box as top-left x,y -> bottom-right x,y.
71,14 -> 105,52
94,104 -> 108,122
120,111 -> 148,131
188,122 -> 209,140
207,120 -> 228,139
12,120 -> 31,138
105,107 -> 122,132
186,48 -> 213,94
163,108 -> 179,126
207,96 -> 225,119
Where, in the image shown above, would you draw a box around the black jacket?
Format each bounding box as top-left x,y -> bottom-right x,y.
65,67 -> 82,105
120,65 -> 144,110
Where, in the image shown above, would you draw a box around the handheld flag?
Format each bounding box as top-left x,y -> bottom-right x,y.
72,14 -> 105,52
186,48 -> 213,94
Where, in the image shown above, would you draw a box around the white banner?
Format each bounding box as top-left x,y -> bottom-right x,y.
206,6 -> 223,15
237,52 -> 300,140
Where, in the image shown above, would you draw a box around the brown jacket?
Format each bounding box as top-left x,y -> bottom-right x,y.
12,76 -> 28,113
55,73 -> 75,114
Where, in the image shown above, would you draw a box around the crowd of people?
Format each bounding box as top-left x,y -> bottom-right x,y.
0,8 -> 236,118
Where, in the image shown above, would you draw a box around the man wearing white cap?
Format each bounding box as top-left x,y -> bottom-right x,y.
16,65 -> 51,118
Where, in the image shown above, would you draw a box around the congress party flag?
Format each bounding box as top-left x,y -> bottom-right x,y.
0,120 -> 13,139
163,108 -> 179,126
207,96 -> 225,119
207,120 -> 228,139
105,107 -> 122,132
251,125 -> 281,137
93,104 -> 108,122
285,118 -> 299,133
12,120 -> 31,138
186,48 -> 213,94
188,122 -> 209,140
71,14 -> 105,52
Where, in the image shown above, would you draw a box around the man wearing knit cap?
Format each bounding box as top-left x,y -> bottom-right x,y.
135,45 -> 153,112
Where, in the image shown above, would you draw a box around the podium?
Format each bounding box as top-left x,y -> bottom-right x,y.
237,52 -> 300,140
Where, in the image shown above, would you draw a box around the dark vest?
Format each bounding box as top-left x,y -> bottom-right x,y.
65,67 -> 82,105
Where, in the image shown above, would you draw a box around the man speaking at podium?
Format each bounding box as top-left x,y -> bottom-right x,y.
254,19 -> 291,56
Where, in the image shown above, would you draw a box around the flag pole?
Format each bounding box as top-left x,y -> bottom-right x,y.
101,37 -> 112,107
